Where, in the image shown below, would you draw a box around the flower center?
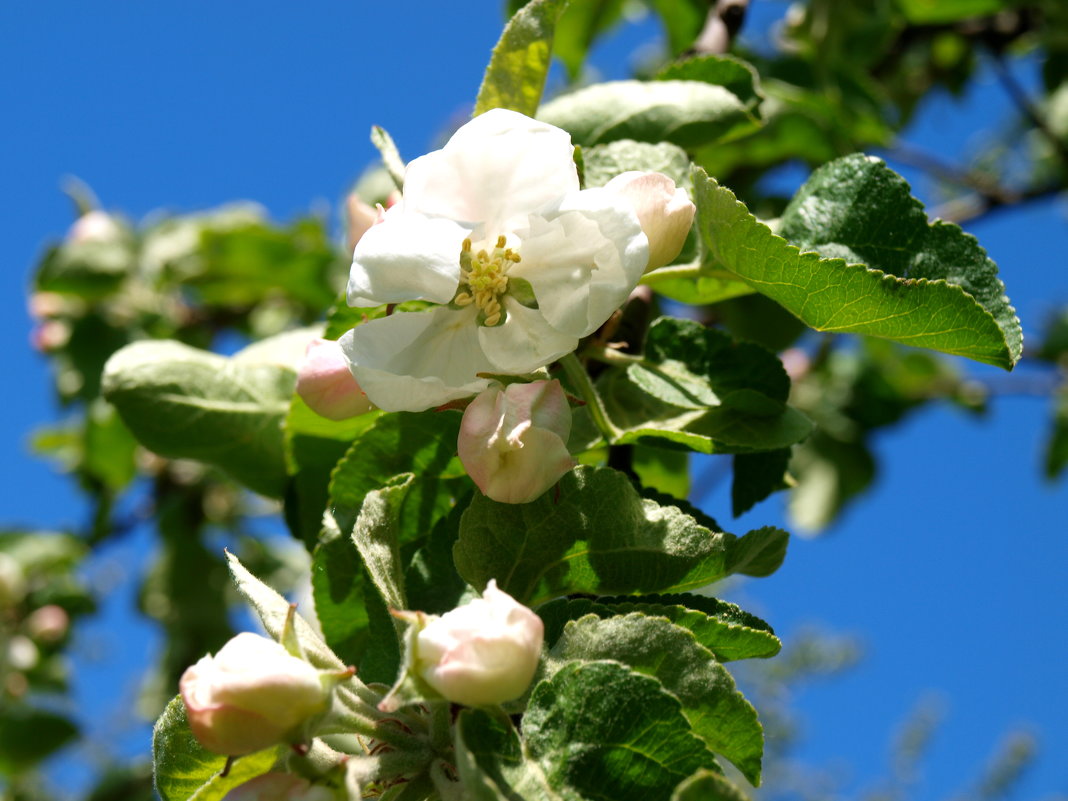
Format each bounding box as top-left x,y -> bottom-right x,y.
455,236 -> 521,327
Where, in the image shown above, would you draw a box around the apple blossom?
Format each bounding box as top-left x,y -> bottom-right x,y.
296,338 -> 375,420
413,580 -> 543,707
67,209 -> 123,244
339,109 -> 650,413
458,379 -> 574,504
179,632 -> 330,756
603,171 -> 695,271
222,773 -> 336,801
25,604 -> 70,644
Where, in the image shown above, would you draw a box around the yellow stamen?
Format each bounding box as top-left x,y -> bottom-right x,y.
454,234 -> 521,326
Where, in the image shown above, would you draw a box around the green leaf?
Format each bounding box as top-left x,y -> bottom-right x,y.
474,0 -> 569,117
539,80 -> 761,148
455,709 -> 578,801
454,465 -> 777,605
405,498 -> 470,615
897,0 -> 1004,24
0,705 -> 78,774
582,140 -> 691,188
642,270 -> 754,307
672,769 -> 750,801
538,594 -> 780,662
732,449 -> 791,517
190,219 -> 343,312
598,318 -> 813,454
694,159 -> 1023,369
646,0 -> 707,55
523,661 -> 720,800
328,411 -> 463,539
552,0 -> 627,81
34,237 -> 133,300
310,535 -> 374,666
549,615 -> 763,784
633,444 -> 690,500
1045,385 -> 1068,480
102,340 -> 293,498
283,397 -> 381,548
371,125 -> 405,191
352,474 -> 413,611
657,55 -> 763,116
152,696 -> 279,801
226,551 -> 346,671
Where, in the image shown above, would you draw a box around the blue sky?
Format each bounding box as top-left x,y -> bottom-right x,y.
3,2 -> 1066,798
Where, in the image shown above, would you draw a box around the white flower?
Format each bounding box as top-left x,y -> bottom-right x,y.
339,109 -> 649,413
414,580 -> 543,707
179,632 -> 329,756
458,379 -> 574,504
603,171 -> 695,271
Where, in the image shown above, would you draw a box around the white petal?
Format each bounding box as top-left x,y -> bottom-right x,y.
478,299 -> 578,374
347,211 -> 469,307
339,307 -> 493,412
513,188 -> 648,338
402,109 -> 578,231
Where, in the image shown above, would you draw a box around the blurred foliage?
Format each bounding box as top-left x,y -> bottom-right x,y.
7,0 -> 1068,797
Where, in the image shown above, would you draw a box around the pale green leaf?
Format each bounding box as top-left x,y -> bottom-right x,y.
454,465 -> 784,605
897,0 -> 1004,24
102,340 -> 293,497
539,80 -> 761,148
582,140 -> 691,188
549,614 -> 763,784
371,125 -> 405,191
538,594 -> 781,662
225,551 -> 346,671
351,474 -> 412,611
475,0 -> 569,117
523,661 -> 720,800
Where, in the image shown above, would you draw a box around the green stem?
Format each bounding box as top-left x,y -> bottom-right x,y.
428,701 -> 453,754
559,352 -> 622,444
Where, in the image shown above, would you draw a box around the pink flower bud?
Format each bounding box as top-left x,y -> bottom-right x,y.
66,210 -> 123,244
415,580 -> 543,707
222,773 -> 336,801
458,380 -> 575,504
345,195 -> 385,253
25,605 -> 70,644
603,171 -> 696,271
179,632 -> 329,756
295,338 -> 375,421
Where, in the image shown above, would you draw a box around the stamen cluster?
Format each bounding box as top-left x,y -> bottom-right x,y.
455,236 -> 521,326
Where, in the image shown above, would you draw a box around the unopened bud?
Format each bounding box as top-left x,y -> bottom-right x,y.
295,338 -> 375,421
67,210 -> 123,245
222,773 -> 336,801
414,580 -> 543,707
345,195 -> 387,253
25,605 -> 70,644
8,635 -> 39,671
0,553 -> 26,607
458,380 -> 574,504
179,632 -> 331,756
604,171 -> 696,271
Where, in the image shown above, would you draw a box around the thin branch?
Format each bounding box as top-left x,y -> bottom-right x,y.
988,49 -> 1068,169
881,142 -> 1013,204
930,181 -> 1063,224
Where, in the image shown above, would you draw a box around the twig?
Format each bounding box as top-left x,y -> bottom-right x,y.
988,49 -> 1068,169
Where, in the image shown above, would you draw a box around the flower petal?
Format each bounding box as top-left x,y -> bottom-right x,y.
402,109 -> 578,230
479,299 -> 578,374
339,307 -> 494,412
513,188 -> 648,338
348,211 -> 469,307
